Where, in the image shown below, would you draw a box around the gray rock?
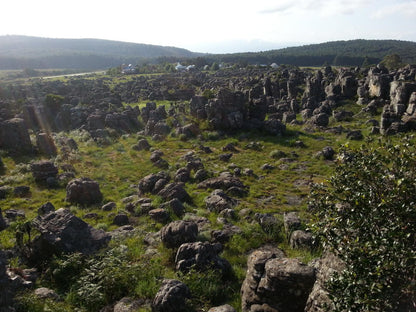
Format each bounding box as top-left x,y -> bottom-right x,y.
102,201 -> 116,211
160,220 -> 198,249
114,297 -> 145,312
157,183 -> 191,203
305,253 -> 345,312
30,208 -> 110,263
290,230 -> 313,249
152,279 -> 191,312
159,198 -> 185,217
113,214 -> 130,226
133,138 -> 151,151
242,249 -> 315,312
205,189 -> 237,213
30,160 -> 59,183
36,132 -> 57,156
198,171 -> 245,191
66,177 -> 103,205
283,212 -> 302,234
38,202 -> 55,216
208,304 -> 236,312
0,118 -> 33,154
34,287 -> 60,301
175,241 -> 231,274
149,208 -> 170,223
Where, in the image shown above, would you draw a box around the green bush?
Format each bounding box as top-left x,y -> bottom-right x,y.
309,140 -> 416,311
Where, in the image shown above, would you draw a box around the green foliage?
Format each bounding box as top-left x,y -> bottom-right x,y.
178,268 -> 236,309
48,253 -> 85,292
380,54 -> 404,70
44,93 -> 64,114
66,246 -> 166,311
15,292 -> 77,312
309,140 -> 416,311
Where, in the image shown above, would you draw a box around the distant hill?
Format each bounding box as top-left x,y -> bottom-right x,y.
210,39 -> 416,66
0,35 -> 200,70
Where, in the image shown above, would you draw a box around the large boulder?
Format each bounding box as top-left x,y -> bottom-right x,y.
152,279 -> 191,312
305,253 -> 345,312
36,132 -> 57,156
197,171 -> 246,191
66,177 -> 103,205
157,182 -> 191,203
0,118 -> 33,154
138,171 -> 170,194
241,246 -> 316,312
31,208 -> 110,261
205,189 -> 237,213
175,241 -> 231,274
160,220 -> 198,249
30,160 -> 59,184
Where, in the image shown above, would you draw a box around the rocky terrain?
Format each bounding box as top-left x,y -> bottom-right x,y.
0,63 -> 415,311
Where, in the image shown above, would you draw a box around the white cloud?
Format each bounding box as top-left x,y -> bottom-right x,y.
372,1 -> 416,18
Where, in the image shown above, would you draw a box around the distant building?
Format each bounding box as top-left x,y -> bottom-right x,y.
270,63 -> 279,69
175,62 -> 187,71
121,64 -> 136,74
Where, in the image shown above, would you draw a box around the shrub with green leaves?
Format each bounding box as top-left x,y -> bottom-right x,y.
309,140 -> 416,311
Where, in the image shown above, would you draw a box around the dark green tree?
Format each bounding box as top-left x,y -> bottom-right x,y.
44,93 -> 64,115
310,140 -> 416,311
380,54 -> 404,70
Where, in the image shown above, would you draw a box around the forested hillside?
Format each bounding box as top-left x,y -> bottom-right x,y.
0,35 -> 199,70
211,39 -> 416,66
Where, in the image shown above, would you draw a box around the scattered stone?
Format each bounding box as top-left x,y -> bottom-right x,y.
102,201 -> 116,211
208,304 -> 236,312
283,212 -> 302,234
160,220 -> 198,249
321,146 -> 335,160
36,132 -> 57,156
113,213 -> 129,226
290,230 -> 314,250
133,138 -> 151,151
157,182 -> 191,203
346,130 -> 363,140
198,171 -> 245,191
34,287 -> 60,301
219,153 -> 233,162
152,279 -> 191,312
159,198 -> 185,217
31,208 -> 110,262
30,160 -> 59,183
175,241 -> 231,274
149,208 -> 170,223
261,163 -> 275,171
205,189 -> 237,213
114,297 -> 145,312
13,186 -> 30,197
38,202 -> 55,216
66,177 -> 103,205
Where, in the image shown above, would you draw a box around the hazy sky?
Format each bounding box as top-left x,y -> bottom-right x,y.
1,0 -> 415,53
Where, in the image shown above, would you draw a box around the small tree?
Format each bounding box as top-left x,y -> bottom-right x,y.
309,140 -> 416,311
380,54 -> 404,70
44,93 -> 64,115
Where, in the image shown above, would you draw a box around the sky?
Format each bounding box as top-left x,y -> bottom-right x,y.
1,0 -> 416,53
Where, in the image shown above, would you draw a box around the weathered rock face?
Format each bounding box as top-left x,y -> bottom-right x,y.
160,220 -> 198,249
0,118 -> 33,154
138,171 -> 170,194
175,241 -> 231,274
198,171 -> 246,192
305,252 -> 345,312
205,189 -> 237,213
36,132 -> 57,156
157,182 -> 191,203
30,160 -> 59,183
152,279 -> 191,312
66,177 -> 103,205
0,251 -> 14,310
30,208 -> 110,262
241,246 -> 316,312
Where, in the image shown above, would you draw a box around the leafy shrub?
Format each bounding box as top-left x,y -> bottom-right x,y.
67,246 -> 166,311
309,140 -> 416,311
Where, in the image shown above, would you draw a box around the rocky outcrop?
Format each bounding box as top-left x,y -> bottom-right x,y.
305,253 -> 345,312
160,220 -> 198,249
66,177 -> 103,205
241,246 -> 316,312
0,118 -> 33,154
205,189 -> 237,213
175,241 -> 231,274
30,160 -> 59,184
30,208 -> 110,261
152,279 -> 191,312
